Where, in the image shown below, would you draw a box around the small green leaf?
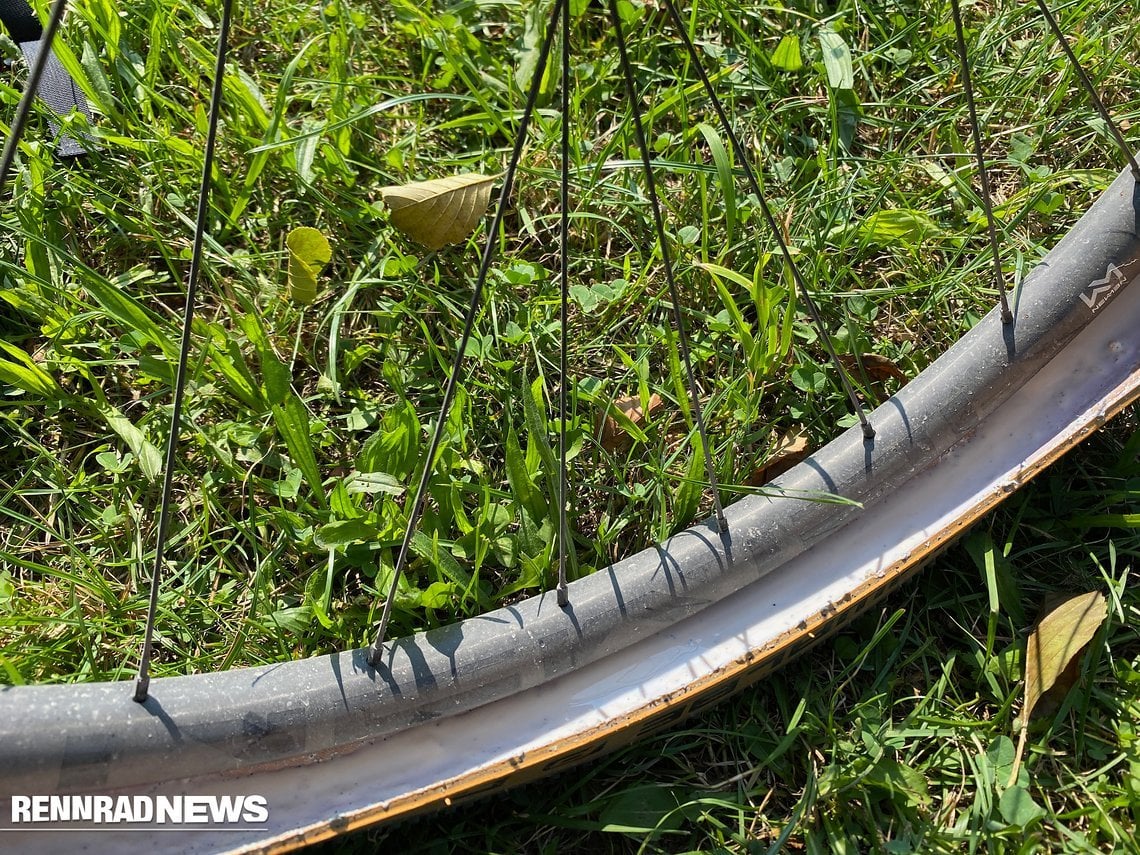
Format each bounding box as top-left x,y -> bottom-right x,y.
864,757 -> 931,807
0,357 -> 65,400
239,310 -> 293,405
286,226 -> 332,305
505,429 -> 547,522
344,470 -> 405,496
314,514 -> 385,549
791,365 -> 827,393
418,580 -> 454,610
671,435 -> 705,534
599,786 -> 698,835
986,735 -> 1017,788
98,404 -> 162,483
570,280 -> 625,313
697,123 -> 736,243
357,400 -> 420,480
271,394 -> 326,505
883,46 -> 912,67
964,530 -> 1025,625
1008,132 -> 1037,165
771,34 -> 803,72
268,468 -> 303,499
304,556 -> 335,630
0,569 -> 15,604
513,0 -> 559,100
999,785 -> 1045,827
858,209 -> 940,247
410,530 -> 473,588
523,373 -> 558,476
818,28 -> 854,89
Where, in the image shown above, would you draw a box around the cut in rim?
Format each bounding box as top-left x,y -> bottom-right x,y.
0,167 -> 1138,852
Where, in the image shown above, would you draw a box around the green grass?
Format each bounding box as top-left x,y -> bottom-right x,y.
2,0 -> 1140,846
3,0 -> 1136,681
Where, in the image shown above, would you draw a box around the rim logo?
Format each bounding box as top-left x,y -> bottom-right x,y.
1081,264 -> 1129,311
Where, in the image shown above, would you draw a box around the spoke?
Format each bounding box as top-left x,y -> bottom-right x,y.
949,0 -> 1011,324
134,0 -> 235,703
608,0 -> 729,531
367,0 -> 566,663
1034,0 -> 1140,181
0,0 -> 68,193
660,0 -> 875,440
556,0 -> 571,607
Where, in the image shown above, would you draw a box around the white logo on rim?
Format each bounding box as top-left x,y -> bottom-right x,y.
1081,263 -> 1129,311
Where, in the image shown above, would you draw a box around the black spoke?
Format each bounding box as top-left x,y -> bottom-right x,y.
134,0 -> 235,702
660,0 -> 875,441
950,0 -> 1012,324
1034,0 -> 1140,181
0,0 -> 68,193
556,0 -> 571,606
367,0 -> 567,663
608,0 -> 729,531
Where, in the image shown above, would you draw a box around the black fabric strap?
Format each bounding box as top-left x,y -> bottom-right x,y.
0,0 -> 42,43
0,0 -> 93,156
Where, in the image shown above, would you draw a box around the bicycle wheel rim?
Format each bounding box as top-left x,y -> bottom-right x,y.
2,165 -> 1139,852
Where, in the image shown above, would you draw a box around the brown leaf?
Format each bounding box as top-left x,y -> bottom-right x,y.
1008,591 -> 1107,786
1020,591 -> 1106,727
746,430 -> 811,487
598,393 -> 663,454
838,353 -> 907,383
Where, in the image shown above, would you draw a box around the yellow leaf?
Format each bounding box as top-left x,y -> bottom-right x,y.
1009,590 -> 1106,785
379,173 -> 497,250
286,227 -> 332,305
1021,591 -> 1106,725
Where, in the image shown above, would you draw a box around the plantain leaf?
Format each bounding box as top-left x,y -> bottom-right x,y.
98,403 -> 162,483
858,209 -> 941,247
286,227 -> 332,305
818,28 -> 854,90
697,123 -> 736,244
0,340 -> 66,401
271,394 -> 326,506
379,173 -> 497,250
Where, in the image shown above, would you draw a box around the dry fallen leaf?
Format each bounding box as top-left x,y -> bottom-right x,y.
598,393 -> 663,454
838,352 -> 907,383
746,430 -> 811,487
1009,590 -> 1107,786
379,173 -> 497,250
1022,591 -> 1107,723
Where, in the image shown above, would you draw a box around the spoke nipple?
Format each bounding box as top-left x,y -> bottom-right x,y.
132,678 -> 149,704
861,422 -> 876,440
366,642 -> 385,668
557,584 -> 569,608
715,512 -> 729,533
